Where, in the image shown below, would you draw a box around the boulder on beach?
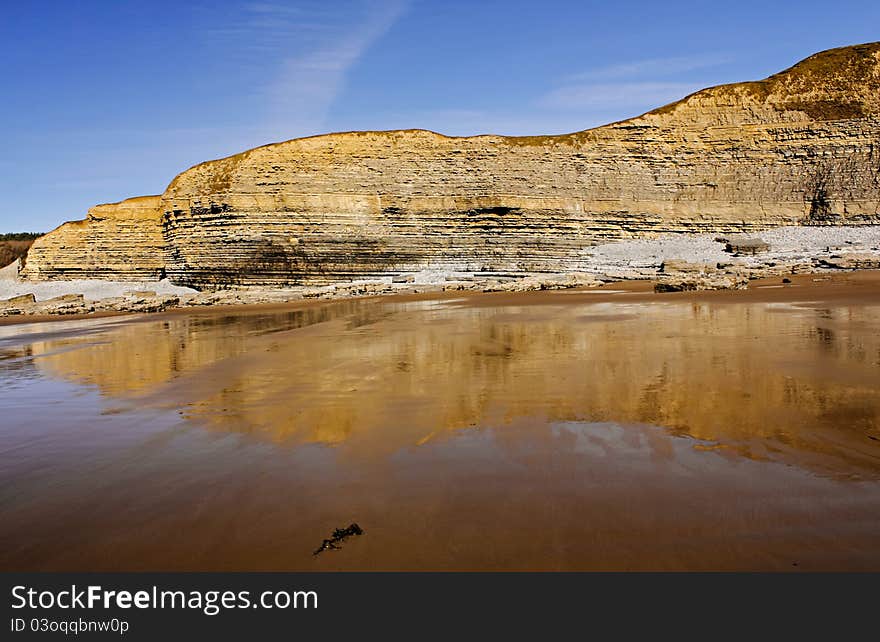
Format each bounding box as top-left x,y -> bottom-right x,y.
3,293 -> 36,306
654,274 -> 748,293
818,253 -> 880,269
724,237 -> 770,255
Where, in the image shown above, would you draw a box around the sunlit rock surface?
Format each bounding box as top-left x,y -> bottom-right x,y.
24,43 -> 880,288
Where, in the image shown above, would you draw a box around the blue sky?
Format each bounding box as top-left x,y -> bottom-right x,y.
1,0 -> 878,233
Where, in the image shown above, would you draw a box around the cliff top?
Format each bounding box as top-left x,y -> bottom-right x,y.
70,41 -> 855,201
647,41 -> 880,121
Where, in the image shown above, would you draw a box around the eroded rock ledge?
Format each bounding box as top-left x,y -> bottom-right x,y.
21,43 -> 880,289
5,226 -> 880,316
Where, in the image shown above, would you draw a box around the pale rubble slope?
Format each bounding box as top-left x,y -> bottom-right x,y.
0,277 -> 195,303
586,226 -> 880,273
5,225 -> 880,311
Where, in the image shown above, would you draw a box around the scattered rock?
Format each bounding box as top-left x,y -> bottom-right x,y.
4,223 -> 880,318
506,273 -> 603,292
3,293 -> 36,306
47,294 -> 84,303
38,294 -> 89,315
724,236 -> 770,255
0,293 -> 94,316
660,259 -> 718,274
818,253 -> 880,270
0,292 -> 36,315
654,274 -> 748,293
91,294 -> 180,313
128,295 -> 179,313
479,280 -> 507,292
299,288 -> 326,299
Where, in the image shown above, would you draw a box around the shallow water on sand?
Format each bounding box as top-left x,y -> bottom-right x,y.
2,285 -> 880,570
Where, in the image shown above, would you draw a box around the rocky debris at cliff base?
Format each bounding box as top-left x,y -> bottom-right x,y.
660,260 -> 720,274
5,293 -> 35,306
97,294 -> 181,313
38,294 -> 88,315
0,293 -> 37,315
0,277 -> 196,316
723,236 -> 770,255
654,274 -> 749,293
0,277 -> 195,304
583,225 -> 880,276
3,225 -> 880,317
653,258 -> 750,292
184,289 -> 302,306
591,226 -> 880,294
0,291 -> 183,316
818,253 -> 880,269
480,273 -> 604,292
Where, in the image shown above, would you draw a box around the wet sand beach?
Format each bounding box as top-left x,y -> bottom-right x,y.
1,273 -> 879,570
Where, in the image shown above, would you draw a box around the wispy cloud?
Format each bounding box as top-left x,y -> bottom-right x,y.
197,1 -> 408,141
566,54 -> 733,82
254,0 -> 408,138
539,82 -> 702,110
538,52 -> 732,114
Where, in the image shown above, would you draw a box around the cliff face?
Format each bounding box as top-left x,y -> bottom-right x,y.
24,43 -> 880,287
24,196 -> 166,280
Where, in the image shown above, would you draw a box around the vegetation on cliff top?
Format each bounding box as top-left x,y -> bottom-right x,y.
0,232 -> 43,241
0,234 -> 42,268
648,41 -> 879,119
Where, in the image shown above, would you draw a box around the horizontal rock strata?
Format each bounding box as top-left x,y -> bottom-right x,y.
23,43 -> 880,288
24,196 -> 165,280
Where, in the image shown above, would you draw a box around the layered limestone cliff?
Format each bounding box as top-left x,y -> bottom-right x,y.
24,43 -> 880,287
23,196 -> 166,280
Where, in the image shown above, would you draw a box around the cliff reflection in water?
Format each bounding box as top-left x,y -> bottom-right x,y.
23,296 -> 880,477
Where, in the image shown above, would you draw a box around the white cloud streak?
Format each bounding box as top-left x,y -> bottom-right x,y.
258,0 -> 409,138
196,1 -> 408,142
566,53 -> 733,82
539,81 -> 703,111
538,52 -> 732,113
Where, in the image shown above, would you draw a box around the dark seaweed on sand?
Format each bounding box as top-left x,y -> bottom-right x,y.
313,523 -> 364,555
